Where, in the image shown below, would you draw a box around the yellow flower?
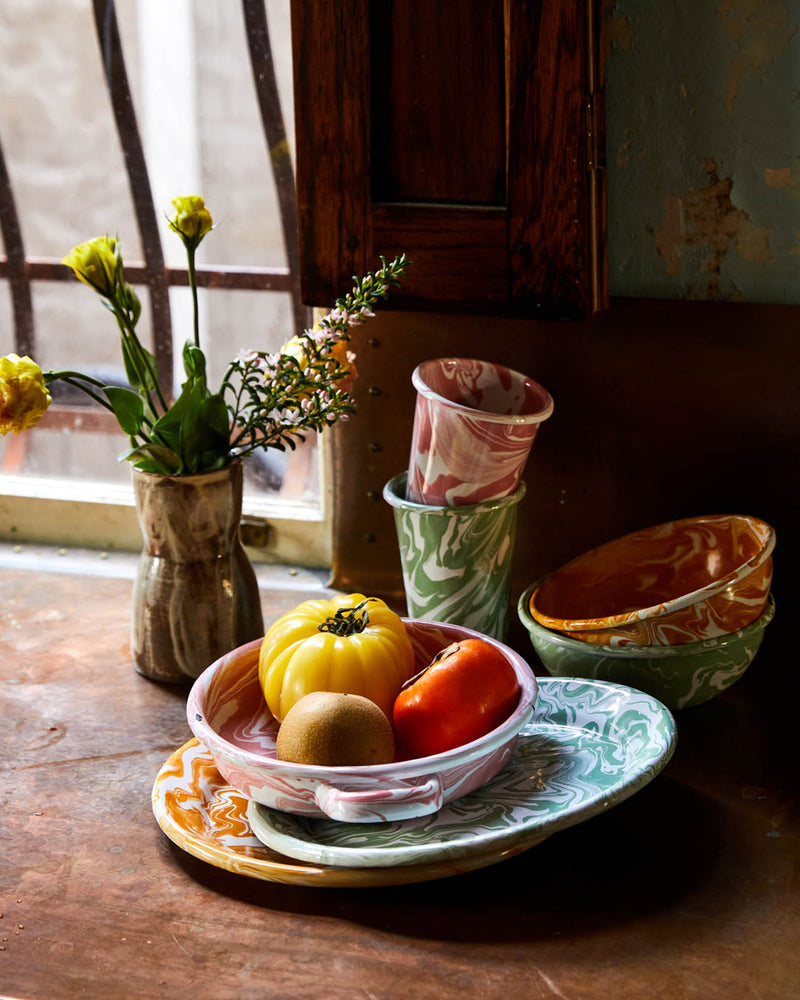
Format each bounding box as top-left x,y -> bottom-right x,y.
62,235 -> 120,298
0,354 -> 52,436
168,196 -> 214,246
281,335 -> 358,393
280,335 -> 310,368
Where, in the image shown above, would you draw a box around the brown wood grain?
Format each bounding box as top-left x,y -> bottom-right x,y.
370,1 -> 506,206
506,0 -> 592,318
291,0 -> 607,319
292,0 -> 372,305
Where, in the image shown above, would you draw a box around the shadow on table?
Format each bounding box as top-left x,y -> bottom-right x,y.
168,772 -> 722,944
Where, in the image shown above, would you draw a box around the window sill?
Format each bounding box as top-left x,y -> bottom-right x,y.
0,472 -> 332,569
0,541 -> 332,592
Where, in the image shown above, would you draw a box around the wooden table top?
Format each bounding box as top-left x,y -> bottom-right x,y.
2,549 -> 797,1000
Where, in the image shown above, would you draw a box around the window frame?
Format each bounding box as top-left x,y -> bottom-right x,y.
0,0 -> 333,568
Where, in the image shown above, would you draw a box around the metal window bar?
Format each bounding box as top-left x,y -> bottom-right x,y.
0,0 -> 308,436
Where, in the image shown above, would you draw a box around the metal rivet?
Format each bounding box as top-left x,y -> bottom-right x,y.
368,441 -> 382,453
367,386 -> 381,397
366,490 -> 380,501
364,533 -> 377,544
368,337 -> 381,348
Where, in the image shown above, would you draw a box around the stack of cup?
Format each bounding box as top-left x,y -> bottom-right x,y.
384,357 -> 554,641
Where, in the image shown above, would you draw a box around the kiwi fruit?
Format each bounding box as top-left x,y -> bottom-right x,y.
276,691 -> 395,767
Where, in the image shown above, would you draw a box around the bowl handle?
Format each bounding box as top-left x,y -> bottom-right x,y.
314,775 -> 444,823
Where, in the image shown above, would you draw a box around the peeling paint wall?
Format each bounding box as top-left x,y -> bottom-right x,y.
606,0 -> 800,302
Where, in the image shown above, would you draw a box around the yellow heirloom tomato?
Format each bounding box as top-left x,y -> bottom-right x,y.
258,593 -> 415,723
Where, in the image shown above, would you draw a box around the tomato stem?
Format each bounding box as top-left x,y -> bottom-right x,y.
317,598 -> 374,637
400,641 -> 460,690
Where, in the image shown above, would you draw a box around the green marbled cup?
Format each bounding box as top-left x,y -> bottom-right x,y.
383,472 -> 526,641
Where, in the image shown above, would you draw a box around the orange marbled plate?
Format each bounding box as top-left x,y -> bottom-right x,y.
151,739 -> 537,888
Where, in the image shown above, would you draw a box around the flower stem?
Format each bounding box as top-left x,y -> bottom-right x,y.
46,374 -> 115,412
187,245 -> 200,348
112,312 -> 169,416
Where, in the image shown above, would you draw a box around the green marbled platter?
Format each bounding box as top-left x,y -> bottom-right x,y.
246,677 -> 676,869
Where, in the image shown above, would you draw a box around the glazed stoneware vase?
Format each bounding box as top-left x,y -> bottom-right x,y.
131,461 -> 264,683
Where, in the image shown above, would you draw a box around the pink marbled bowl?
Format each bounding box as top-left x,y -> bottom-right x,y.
528,514 -> 775,647
187,619 -> 538,824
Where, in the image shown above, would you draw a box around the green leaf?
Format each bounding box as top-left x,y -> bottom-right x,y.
183,342 -> 207,381
199,393 -> 230,436
182,394 -> 230,473
121,335 -> 159,393
149,381 -> 230,474
196,452 -> 229,473
103,386 -> 145,436
118,443 -> 184,475
150,404 -> 186,456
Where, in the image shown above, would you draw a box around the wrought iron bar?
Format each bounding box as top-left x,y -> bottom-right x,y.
242,0 -> 310,334
92,0 -> 173,391
0,134 -> 34,357
1,2 -> 306,423
0,257 -> 294,291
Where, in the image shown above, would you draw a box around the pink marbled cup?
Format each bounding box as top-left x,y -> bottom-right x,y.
407,358 -> 554,506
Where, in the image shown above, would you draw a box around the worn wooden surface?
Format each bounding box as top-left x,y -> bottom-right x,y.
2,556 -> 797,1000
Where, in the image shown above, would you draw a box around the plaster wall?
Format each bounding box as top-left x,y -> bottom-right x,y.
606,0 -> 799,303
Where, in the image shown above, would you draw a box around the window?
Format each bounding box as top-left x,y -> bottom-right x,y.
0,0 -> 332,566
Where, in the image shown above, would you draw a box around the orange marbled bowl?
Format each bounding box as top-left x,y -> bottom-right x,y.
527,514 -> 775,647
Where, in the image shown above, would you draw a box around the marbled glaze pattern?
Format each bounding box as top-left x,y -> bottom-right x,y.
187,619 -> 538,823
529,514 -> 775,646
245,677 -> 676,868
154,678 -> 674,881
151,739 -> 540,887
384,473 -> 524,641
407,358 -> 553,506
520,587 -> 775,710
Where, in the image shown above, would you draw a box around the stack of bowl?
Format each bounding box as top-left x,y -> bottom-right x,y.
518,513 -> 776,710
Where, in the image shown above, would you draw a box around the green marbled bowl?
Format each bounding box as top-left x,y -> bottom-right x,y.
518,584 -> 775,710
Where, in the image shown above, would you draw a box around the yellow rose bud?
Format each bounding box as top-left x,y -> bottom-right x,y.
281,335 -> 309,368
62,235 -> 120,298
280,335 -> 357,394
168,196 -> 214,246
0,354 -> 52,436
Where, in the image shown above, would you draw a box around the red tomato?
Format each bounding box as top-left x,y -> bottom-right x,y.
392,638 -> 521,759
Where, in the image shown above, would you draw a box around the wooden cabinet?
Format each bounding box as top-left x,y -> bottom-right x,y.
291,0 -> 606,319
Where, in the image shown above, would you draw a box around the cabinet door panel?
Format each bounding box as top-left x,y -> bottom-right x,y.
292,0 -> 606,319
369,1 -> 506,206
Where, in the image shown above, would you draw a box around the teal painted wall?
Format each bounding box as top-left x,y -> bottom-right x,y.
605,0 -> 800,303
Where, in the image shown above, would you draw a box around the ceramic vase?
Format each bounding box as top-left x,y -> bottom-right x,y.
131,461 -> 264,682
384,472 -> 525,642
